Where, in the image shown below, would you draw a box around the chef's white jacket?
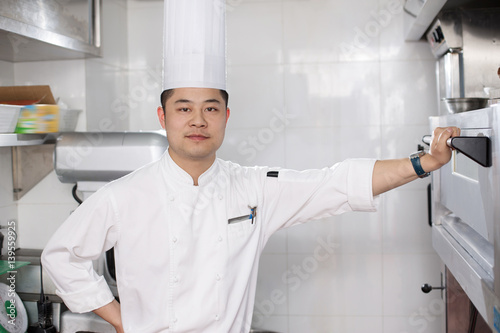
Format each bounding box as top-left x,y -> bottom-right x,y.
41,150 -> 378,333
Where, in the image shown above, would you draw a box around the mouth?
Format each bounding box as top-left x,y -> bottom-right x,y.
186,134 -> 209,141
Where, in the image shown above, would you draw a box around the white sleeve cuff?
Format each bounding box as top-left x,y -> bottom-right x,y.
347,159 -> 379,211
56,275 -> 115,313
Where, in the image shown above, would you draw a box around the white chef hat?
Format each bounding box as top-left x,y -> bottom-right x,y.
163,0 -> 226,91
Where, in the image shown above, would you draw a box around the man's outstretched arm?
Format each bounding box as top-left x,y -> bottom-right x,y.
372,127 -> 460,196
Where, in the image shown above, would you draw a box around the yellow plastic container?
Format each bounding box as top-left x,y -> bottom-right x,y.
15,104 -> 59,133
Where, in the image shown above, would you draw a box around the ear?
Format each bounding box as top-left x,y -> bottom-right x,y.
157,106 -> 166,129
225,107 -> 230,125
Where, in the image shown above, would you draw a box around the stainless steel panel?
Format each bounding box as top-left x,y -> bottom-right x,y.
432,8 -> 500,105
0,0 -> 101,61
0,0 -> 91,44
461,9 -> 500,99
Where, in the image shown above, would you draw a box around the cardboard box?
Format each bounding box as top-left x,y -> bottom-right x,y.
0,85 -> 59,133
0,85 -> 56,105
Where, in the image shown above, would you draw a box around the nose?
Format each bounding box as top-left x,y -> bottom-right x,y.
190,109 -> 207,128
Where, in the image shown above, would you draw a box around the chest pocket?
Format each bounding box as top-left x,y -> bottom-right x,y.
227,207 -> 258,245
227,205 -> 256,235
226,217 -> 257,259
228,217 -> 254,237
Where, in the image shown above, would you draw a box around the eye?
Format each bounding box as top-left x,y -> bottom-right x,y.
206,107 -> 218,112
178,107 -> 190,112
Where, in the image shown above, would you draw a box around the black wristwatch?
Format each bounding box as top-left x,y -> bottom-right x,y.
410,151 -> 431,178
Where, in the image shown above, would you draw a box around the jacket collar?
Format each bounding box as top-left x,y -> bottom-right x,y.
162,148 -> 219,186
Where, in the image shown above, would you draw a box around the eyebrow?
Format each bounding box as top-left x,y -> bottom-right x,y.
204,99 -> 221,104
174,99 -> 192,104
174,98 -> 221,104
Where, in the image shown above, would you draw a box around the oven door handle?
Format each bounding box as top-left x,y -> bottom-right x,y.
421,135 -> 492,167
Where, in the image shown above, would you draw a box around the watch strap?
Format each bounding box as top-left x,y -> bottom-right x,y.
410,151 -> 430,178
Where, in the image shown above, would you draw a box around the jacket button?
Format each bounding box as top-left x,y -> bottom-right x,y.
168,196 -> 175,201
214,314 -> 219,321
172,236 -> 177,243
218,194 -> 223,200
218,235 -> 223,242
216,274 -> 221,281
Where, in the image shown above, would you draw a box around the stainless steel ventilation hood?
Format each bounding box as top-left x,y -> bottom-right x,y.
404,0 -> 500,41
0,0 -> 101,62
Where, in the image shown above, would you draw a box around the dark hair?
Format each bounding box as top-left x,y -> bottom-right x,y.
160,89 -> 229,112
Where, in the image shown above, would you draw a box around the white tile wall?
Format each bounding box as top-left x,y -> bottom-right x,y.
382,254 -> 445,332
16,172 -> 78,249
86,0 -> 130,131
227,65 -> 286,129
85,60 -> 130,131
127,0 -> 166,131
380,60 -> 438,127
0,60 -> 14,86
223,0 -> 443,332
284,62 -> 382,129
2,0 -> 445,331
227,2 -> 283,66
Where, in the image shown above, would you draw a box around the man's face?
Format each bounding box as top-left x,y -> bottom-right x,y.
157,88 -> 230,165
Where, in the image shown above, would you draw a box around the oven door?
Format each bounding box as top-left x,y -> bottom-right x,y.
429,105 -> 500,329
439,127 -> 494,243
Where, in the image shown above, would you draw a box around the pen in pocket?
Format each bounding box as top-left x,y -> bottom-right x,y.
228,206 -> 257,224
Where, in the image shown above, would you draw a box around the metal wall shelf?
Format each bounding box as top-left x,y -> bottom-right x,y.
0,133 -> 58,200
0,133 -> 58,147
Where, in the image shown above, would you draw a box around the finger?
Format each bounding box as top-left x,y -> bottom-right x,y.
437,127 -> 453,145
444,127 -> 461,140
430,128 -> 452,154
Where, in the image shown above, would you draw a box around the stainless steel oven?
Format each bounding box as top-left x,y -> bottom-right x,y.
428,104 -> 500,330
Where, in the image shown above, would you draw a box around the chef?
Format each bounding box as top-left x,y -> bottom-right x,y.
41,0 -> 459,332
